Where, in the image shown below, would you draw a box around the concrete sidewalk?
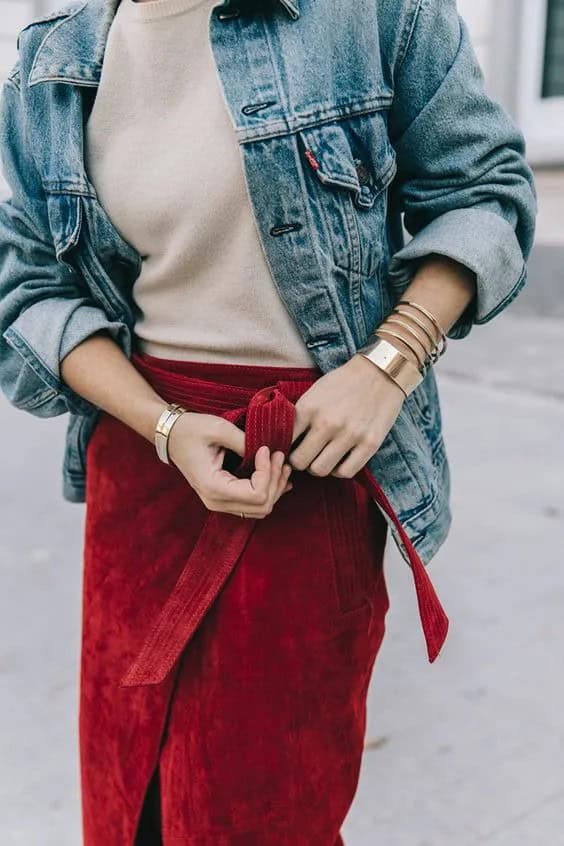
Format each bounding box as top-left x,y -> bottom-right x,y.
1,307 -> 562,845
345,310 -> 564,845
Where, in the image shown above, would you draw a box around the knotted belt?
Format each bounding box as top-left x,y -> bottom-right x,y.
120,353 -> 449,687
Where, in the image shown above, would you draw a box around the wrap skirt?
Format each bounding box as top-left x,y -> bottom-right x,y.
79,350 -> 448,845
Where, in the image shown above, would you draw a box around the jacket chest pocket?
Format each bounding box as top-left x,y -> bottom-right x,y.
296,112 -> 397,281
44,187 -> 139,323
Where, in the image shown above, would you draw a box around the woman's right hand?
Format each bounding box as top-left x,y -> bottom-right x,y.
58,333 -> 292,517
167,411 -> 294,518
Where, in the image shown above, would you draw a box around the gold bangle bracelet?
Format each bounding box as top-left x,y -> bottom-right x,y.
357,336 -> 423,397
374,327 -> 425,373
155,402 -> 188,465
396,299 -> 446,338
392,306 -> 438,353
376,316 -> 431,365
396,299 -> 448,359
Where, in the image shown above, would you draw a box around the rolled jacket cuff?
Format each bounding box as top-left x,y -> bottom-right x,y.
3,298 -> 131,416
386,207 -> 527,340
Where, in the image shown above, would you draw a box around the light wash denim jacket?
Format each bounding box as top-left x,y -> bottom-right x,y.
0,0 -> 537,568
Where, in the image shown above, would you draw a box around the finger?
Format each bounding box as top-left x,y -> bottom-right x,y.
249,444 -> 275,502
288,427 -> 331,472
331,441 -> 379,479
307,433 -> 357,477
222,452 -> 281,518
221,453 -> 289,517
218,466 -> 293,517
266,450 -> 285,507
207,445 -> 273,505
275,462 -> 294,500
290,400 -> 313,446
213,417 -> 246,458
217,444 -> 275,510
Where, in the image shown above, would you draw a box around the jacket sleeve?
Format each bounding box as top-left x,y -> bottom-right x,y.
385,0 -> 538,339
0,70 -> 131,418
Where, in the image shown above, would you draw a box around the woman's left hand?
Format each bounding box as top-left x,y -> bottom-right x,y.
288,353 -> 406,478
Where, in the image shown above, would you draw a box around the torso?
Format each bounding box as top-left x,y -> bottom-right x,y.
84,0 -> 316,366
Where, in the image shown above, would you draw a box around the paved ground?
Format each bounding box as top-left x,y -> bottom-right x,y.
1,301 -> 562,845
344,309 -> 564,846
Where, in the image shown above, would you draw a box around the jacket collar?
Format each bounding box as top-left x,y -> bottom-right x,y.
27,0 -> 300,87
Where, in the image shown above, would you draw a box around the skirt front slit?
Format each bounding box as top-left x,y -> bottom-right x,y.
79,351 -> 390,846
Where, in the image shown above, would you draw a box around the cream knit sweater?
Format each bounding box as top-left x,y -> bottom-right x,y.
84,0 -> 316,366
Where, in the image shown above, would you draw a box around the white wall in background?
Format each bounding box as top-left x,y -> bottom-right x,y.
0,1 -> 37,80
457,0 -> 493,78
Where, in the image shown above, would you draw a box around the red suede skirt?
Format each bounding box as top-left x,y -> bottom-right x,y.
78,351 -> 414,845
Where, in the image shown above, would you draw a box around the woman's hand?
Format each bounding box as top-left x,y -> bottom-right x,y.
288,353 -> 405,478
167,411 -> 293,518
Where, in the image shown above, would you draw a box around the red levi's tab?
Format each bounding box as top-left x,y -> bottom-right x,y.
120,355 -> 449,687
304,148 -> 320,170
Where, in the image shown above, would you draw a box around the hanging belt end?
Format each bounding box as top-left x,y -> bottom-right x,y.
425,611 -> 449,663
119,660 -> 171,688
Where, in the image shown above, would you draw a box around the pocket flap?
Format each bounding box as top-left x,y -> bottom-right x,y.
298,119 -> 397,209
44,190 -> 83,263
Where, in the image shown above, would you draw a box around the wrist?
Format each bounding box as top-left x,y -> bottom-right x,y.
116,395 -> 171,444
350,351 -> 407,399
140,397 -> 172,444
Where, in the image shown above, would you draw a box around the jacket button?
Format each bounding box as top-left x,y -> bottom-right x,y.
354,161 -> 371,187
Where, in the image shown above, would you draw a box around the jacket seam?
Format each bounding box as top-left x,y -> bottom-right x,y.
236,98 -> 393,143
391,0 -> 464,147
3,73 -> 21,93
388,421 -> 427,502
27,3 -> 89,87
395,0 -> 423,76
17,3 -> 84,39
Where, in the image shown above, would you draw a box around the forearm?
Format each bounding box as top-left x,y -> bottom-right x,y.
373,254 -> 477,367
60,331 -> 168,443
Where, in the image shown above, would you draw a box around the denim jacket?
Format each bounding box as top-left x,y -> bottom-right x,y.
0,0 -> 537,568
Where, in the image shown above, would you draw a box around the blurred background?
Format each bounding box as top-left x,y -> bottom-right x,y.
0,1 -> 563,844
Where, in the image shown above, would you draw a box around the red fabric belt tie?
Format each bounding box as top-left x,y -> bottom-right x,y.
120,354 -> 449,687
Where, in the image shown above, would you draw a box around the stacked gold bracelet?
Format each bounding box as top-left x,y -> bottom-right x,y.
357,299 -> 447,398
377,299 -> 448,372
154,401 -> 189,465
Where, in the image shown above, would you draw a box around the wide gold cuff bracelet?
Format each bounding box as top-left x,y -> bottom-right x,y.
155,402 -> 188,464
356,336 -> 423,398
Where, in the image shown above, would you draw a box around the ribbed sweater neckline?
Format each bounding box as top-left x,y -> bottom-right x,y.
121,0 -> 212,22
